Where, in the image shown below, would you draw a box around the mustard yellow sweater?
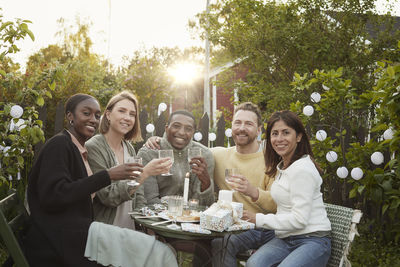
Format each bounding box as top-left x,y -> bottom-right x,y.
211,146 -> 276,214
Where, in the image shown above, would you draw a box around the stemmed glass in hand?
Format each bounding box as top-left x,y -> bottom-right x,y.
225,168 -> 242,191
188,148 -> 202,171
126,156 -> 142,187
158,150 -> 174,176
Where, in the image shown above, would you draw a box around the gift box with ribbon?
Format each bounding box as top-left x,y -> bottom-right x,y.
200,200 -> 242,232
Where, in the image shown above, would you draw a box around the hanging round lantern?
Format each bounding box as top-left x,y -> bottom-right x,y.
146,123 -> 155,133
383,128 -> 394,140
351,167 -> 364,180
303,105 -> 314,116
371,151 -> 384,165
194,132 -> 203,141
316,130 -> 327,141
158,102 -> 167,112
225,128 -> 232,138
322,84 -> 330,91
209,132 -> 216,142
310,92 -> 321,103
10,105 -> 24,118
326,151 -> 338,163
336,166 -> 348,178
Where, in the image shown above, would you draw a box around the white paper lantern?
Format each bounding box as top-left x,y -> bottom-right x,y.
303,105 -> 314,116
158,102 -> 167,112
336,166 -> 349,178
0,145 -> 4,152
209,132 -> 216,142
310,92 -> 321,103
371,151 -> 384,165
322,84 -> 330,91
351,167 -> 364,180
10,119 -> 26,131
17,172 -> 21,180
194,132 -> 203,141
145,123 -> 155,133
326,151 -> 338,162
3,146 -> 11,156
383,128 -> 394,140
10,105 -> 23,118
316,130 -> 327,141
225,128 -> 232,138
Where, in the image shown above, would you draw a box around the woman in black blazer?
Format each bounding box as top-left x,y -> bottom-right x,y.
25,94 -> 142,267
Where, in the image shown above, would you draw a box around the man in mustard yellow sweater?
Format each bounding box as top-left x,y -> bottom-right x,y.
211,102 -> 276,267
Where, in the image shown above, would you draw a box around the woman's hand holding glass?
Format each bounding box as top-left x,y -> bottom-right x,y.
225,169 -> 259,201
107,162 -> 143,181
141,157 -> 173,179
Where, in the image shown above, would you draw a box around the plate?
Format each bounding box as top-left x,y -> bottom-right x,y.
158,211 -> 200,223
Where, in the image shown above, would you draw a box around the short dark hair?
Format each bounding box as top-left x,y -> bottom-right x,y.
65,94 -> 95,116
167,110 -> 196,128
234,102 -> 262,126
264,110 -> 322,177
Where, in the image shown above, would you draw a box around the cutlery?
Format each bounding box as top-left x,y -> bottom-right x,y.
151,220 -> 172,226
133,215 -> 161,219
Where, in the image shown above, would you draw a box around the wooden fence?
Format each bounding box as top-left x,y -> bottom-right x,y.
39,102 -> 237,151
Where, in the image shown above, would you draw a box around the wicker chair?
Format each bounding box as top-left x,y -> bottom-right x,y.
237,203 -> 362,267
325,203 -> 362,267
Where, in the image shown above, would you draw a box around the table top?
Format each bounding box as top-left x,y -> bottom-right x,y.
132,214 -> 244,240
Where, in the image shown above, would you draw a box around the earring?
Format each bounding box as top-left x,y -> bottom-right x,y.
70,120 -> 74,126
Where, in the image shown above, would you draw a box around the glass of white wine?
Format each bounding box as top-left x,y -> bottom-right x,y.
225,168 -> 241,191
126,156 -> 142,187
158,149 -> 174,176
188,148 -> 202,170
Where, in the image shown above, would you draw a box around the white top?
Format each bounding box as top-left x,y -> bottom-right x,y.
256,155 -> 331,238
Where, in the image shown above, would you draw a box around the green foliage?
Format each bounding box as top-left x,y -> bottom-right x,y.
0,8 -> 34,60
194,0 -> 400,115
349,219 -> 400,266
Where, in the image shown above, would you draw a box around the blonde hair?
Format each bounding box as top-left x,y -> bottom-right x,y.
99,91 -> 143,142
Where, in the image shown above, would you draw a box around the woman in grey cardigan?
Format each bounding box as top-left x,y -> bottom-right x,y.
86,91 -> 171,228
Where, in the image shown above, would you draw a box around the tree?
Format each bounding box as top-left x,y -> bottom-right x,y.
194,0 -> 400,116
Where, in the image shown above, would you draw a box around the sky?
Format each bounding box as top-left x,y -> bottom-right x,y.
1,0 -> 207,67
1,0 -> 399,68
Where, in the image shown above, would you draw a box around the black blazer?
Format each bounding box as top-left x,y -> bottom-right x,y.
26,130 -> 110,267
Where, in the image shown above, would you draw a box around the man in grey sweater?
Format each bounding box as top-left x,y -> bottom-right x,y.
137,110 -> 215,207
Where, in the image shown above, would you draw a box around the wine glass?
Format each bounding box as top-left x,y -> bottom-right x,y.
159,150 -> 174,176
188,148 -> 202,171
225,168 -> 241,191
126,156 -> 142,187
167,195 -> 183,230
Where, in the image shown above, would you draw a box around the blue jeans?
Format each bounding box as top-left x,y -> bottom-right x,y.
246,235 -> 331,267
211,229 -> 275,267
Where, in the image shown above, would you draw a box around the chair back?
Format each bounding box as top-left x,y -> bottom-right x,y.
0,190 -> 30,267
325,203 -> 362,267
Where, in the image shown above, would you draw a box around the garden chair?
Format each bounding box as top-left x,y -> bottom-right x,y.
236,203 -> 362,267
0,189 -> 30,267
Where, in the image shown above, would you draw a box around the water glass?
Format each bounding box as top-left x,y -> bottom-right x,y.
167,195 -> 183,230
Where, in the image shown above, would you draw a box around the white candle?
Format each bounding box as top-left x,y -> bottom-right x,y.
218,190 -> 233,202
183,172 -> 190,205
